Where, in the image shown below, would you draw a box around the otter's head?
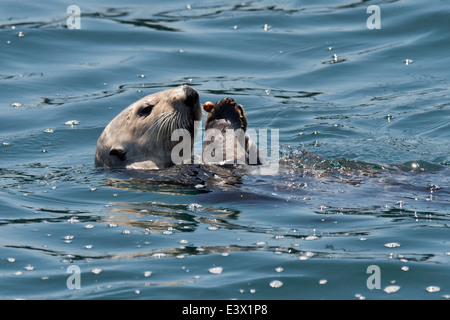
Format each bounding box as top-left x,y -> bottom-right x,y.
95,85 -> 201,170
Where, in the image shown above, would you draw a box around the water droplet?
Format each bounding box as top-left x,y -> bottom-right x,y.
208,267 -> 223,274
91,268 -> 102,274
187,203 -> 202,211
144,271 -> 152,277
65,120 -> 79,126
426,286 -> 440,293
383,285 -> 401,293
384,242 -> 401,248
269,280 -> 283,288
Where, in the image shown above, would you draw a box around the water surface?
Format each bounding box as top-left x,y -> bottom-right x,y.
0,0 -> 449,300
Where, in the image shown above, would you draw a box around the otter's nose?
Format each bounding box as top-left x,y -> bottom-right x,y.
183,85 -> 199,109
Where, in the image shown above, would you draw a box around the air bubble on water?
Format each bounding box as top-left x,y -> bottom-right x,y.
269,280 -> 283,288
384,285 -> 401,294
209,267 -> 223,274
17,31 -> 24,37
426,286 -> 440,293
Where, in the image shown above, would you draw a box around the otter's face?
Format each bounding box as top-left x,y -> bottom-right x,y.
95,85 -> 201,169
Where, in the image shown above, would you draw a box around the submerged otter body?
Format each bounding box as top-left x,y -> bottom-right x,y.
95,85 -> 201,170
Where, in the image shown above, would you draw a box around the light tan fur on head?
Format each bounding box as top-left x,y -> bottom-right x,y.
95,85 -> 201,170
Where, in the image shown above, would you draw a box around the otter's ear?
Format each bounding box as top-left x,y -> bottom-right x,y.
236,104 -> 248,131
109,148 -> 127,161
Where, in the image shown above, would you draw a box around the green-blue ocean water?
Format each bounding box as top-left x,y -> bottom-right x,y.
0,0 -> 449,300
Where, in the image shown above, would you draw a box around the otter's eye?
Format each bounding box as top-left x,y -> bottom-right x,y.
138,105 -> 154,117
109,149 -> 127,161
